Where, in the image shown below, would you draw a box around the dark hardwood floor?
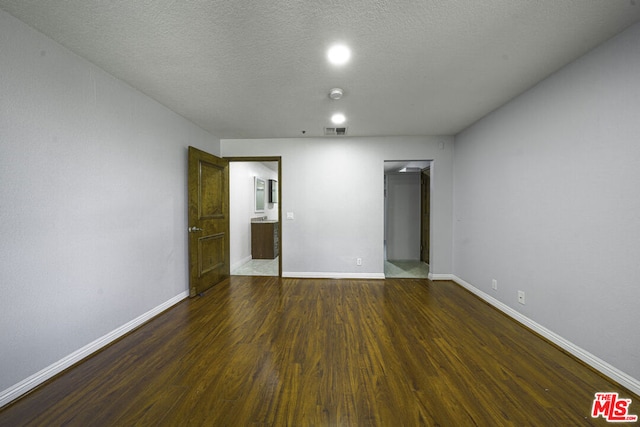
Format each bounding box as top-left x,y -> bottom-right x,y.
1,276 -> 637,426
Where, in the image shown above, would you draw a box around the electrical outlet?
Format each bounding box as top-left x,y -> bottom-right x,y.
492,279 -> 498,290
356,258 -> 362,266
518,291 -> 525,305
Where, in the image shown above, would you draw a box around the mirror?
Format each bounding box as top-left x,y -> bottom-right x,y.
255,177 -> 265,212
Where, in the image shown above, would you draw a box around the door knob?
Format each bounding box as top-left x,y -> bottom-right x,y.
188,226 -> 203,233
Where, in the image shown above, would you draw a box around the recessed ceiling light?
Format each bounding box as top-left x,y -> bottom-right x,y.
327,45 -> 351,65
331,113 -> 346,125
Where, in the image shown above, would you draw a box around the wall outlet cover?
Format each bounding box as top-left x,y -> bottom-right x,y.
518,291 -> 526,305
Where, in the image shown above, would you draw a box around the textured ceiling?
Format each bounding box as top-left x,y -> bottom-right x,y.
1,0 -> 639,139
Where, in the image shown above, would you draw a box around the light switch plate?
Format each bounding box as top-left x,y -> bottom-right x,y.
286,212 -> 294,220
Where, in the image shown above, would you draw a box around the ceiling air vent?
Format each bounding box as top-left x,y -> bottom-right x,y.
324,127 -> 348,136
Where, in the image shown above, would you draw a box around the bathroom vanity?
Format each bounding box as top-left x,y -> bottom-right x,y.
251,220 -> 279,259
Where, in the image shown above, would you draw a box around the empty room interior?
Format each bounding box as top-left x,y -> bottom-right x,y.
1,1 -> 639,425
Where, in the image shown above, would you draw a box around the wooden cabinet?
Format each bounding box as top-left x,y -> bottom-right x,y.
251,221 -> 279,259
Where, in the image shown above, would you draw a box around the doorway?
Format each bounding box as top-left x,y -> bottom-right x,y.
383,160 -> 431,278
227,157 -> 282,277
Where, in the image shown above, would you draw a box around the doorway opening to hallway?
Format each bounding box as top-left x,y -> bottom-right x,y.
384,160 -> 432,278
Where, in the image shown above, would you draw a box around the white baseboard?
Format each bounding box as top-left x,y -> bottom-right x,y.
452,275 -> 640,396
0,291 -> 189,408
282,271 -> 386,279
428,273 -> 454,281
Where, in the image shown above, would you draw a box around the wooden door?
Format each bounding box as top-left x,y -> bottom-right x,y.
420,169 -> 431,264
188,146 -> 230,297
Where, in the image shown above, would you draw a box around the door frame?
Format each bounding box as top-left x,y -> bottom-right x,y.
226,156 -> 282,277
420,165 -> 431,266
383,160 -> 432,272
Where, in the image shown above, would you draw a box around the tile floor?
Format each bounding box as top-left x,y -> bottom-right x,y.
384,260 -> 430,278
231,257 -> 279,276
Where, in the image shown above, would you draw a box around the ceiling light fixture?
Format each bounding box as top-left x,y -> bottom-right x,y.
329,88 -> 344,100
327,44 -> 351,65
331,113 -> 346,125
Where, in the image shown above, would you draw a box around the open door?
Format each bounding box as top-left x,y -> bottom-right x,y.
420,167 -> 430,265
188,146 -> 230,297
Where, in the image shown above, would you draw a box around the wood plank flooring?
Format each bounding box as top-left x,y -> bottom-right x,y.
1,277 -> 637,426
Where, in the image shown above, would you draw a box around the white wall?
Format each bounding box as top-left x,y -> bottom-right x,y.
453,22 -> 640,383
230,162 -> 278,270
0,10 -> 220,397
385,173 -> 421,260
221,136 -> 453,278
